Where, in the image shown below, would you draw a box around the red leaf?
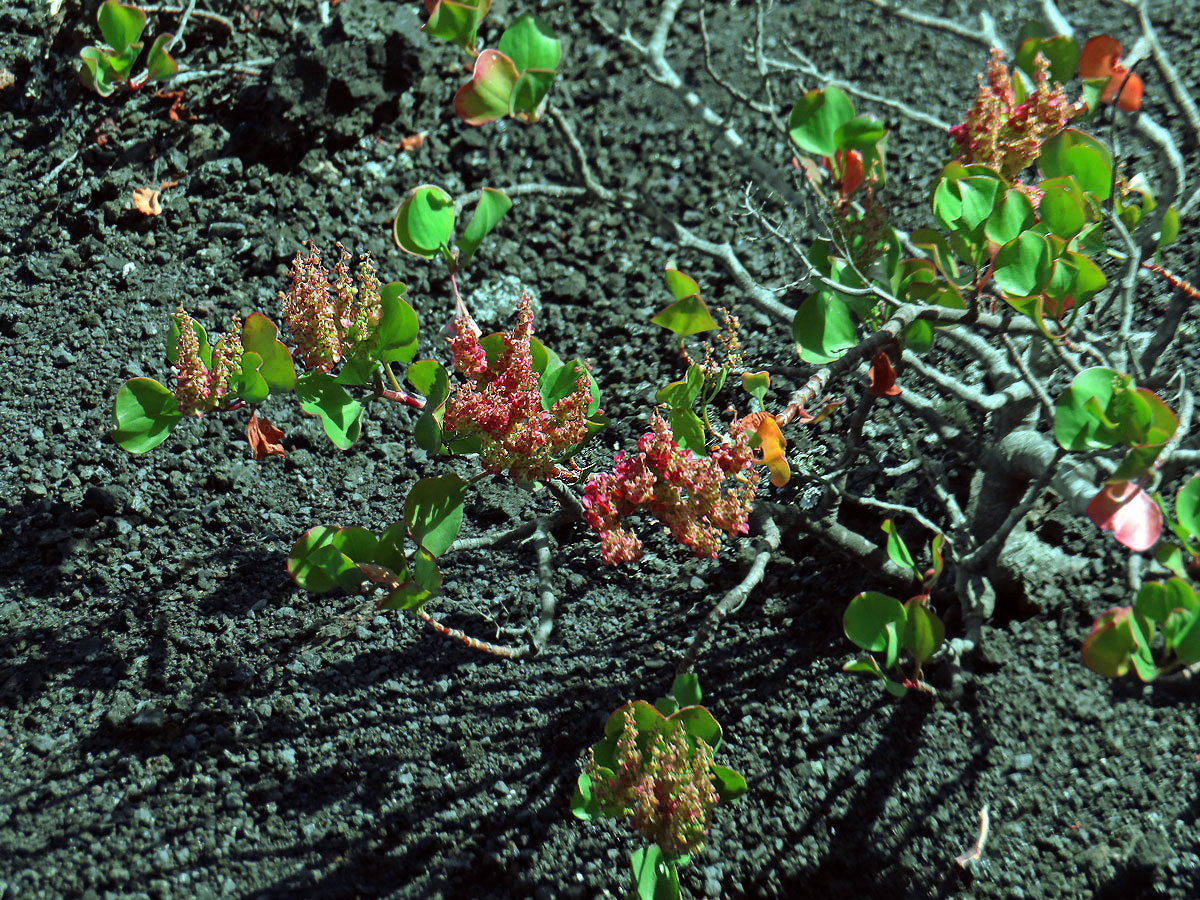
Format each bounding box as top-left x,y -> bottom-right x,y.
839,149 -> 864,197
247,410 -> 285,461
1086,480 -> 1161,551
867,351 -> 901,397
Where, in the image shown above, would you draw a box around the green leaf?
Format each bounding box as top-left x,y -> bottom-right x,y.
1176,476 -> 1200,540
296,372 -> 364,450
793,290 -> 857,364
632,845 -> 680,900
901,597 -> 944,669
788,86 -> 855,157
658,408 -> 700,455
1040,129 -> 1113,200
241,312 -> 296,392
652,293 -> 719,337
1081,607 -> 1137,678
844,592 -> 906,654
664,268 -> 701,301
1134,580 -> 1170,624
404,474 -> 468,557
1172,608 -> 1200,666
144,33 -> 178,83
670,706 -> 722,750
457,188 -> 512,268
231,350 -> 269,404
497,13 -> 561,73
1053,366 -> 1124,450
570,771 -> 600,820
1015,35 -> 1079,84
993,230 -> 1053,298
509,69 -> 557,120
393,185 -> 455,260
408,359 -> 450,452
423,0 -> 490,53
711,763 -> 748,802
79,47 -> 119,97
97,0 -> 147,54
540,359 -> 596,412
286,525 -> 374,594
834,115 -> 885,151
671,673 -> 701,709
955,175 -> 1002,236
375,282 -> 420,364
881,519 -> 917,573
454,49 -> 519,126
1038,176 -> 1087,239
111,378 -> 182,453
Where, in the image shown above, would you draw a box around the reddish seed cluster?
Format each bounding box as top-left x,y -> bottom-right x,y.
442,294 -> 593,482
586,707 -> 720,857
172,309 -> 242,417
582,414 -> 759,564
949,49 -> 1076,181
280,242 -> 382,372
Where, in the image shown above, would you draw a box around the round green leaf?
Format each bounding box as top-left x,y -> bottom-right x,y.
496,13 -> 561,73
1038,176 -> 1087,239
788,86 -> 854,157
241,312 -> 296,392
376,282 -> 419,364
404,474 -> 467,557
993,230 -> 1053,298
1040,129 -> 1113,200
1053,366 -> 1123,450
393,185 -> 455,259
793,290 -> 858,364
844,591 -> 906,653
652,295 -> 719,337
111,377 -> 182,453
295,372 -> 364,450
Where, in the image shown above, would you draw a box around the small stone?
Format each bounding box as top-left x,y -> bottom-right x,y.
1013,752 -> 1034,770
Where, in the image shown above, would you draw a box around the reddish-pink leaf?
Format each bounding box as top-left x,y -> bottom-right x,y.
1086,480 -> 1161,551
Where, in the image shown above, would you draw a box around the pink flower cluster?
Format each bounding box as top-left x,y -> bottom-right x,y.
949,49 -> 1076,181
280,242 -> 381,372
442,294 -> 593,482
173,309 -> 242,417
583,414 -> 759,564
586,706 -> 720,857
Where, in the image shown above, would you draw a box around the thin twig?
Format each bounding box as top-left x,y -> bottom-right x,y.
857,0 -> 999,47
140,3 -> 233,33
453,181 -> 589,217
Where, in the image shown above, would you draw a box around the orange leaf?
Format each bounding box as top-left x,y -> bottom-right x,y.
867,351 -> 901,397
398,132 -> 426,151
247,410 -> 286,461
1078,35 -> 1123,79
1103,66 -> 1143,112
132,186 -> 162,216
741,412 -> 790,488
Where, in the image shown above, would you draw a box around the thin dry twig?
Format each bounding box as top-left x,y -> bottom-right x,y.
955,804 -> 991,869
